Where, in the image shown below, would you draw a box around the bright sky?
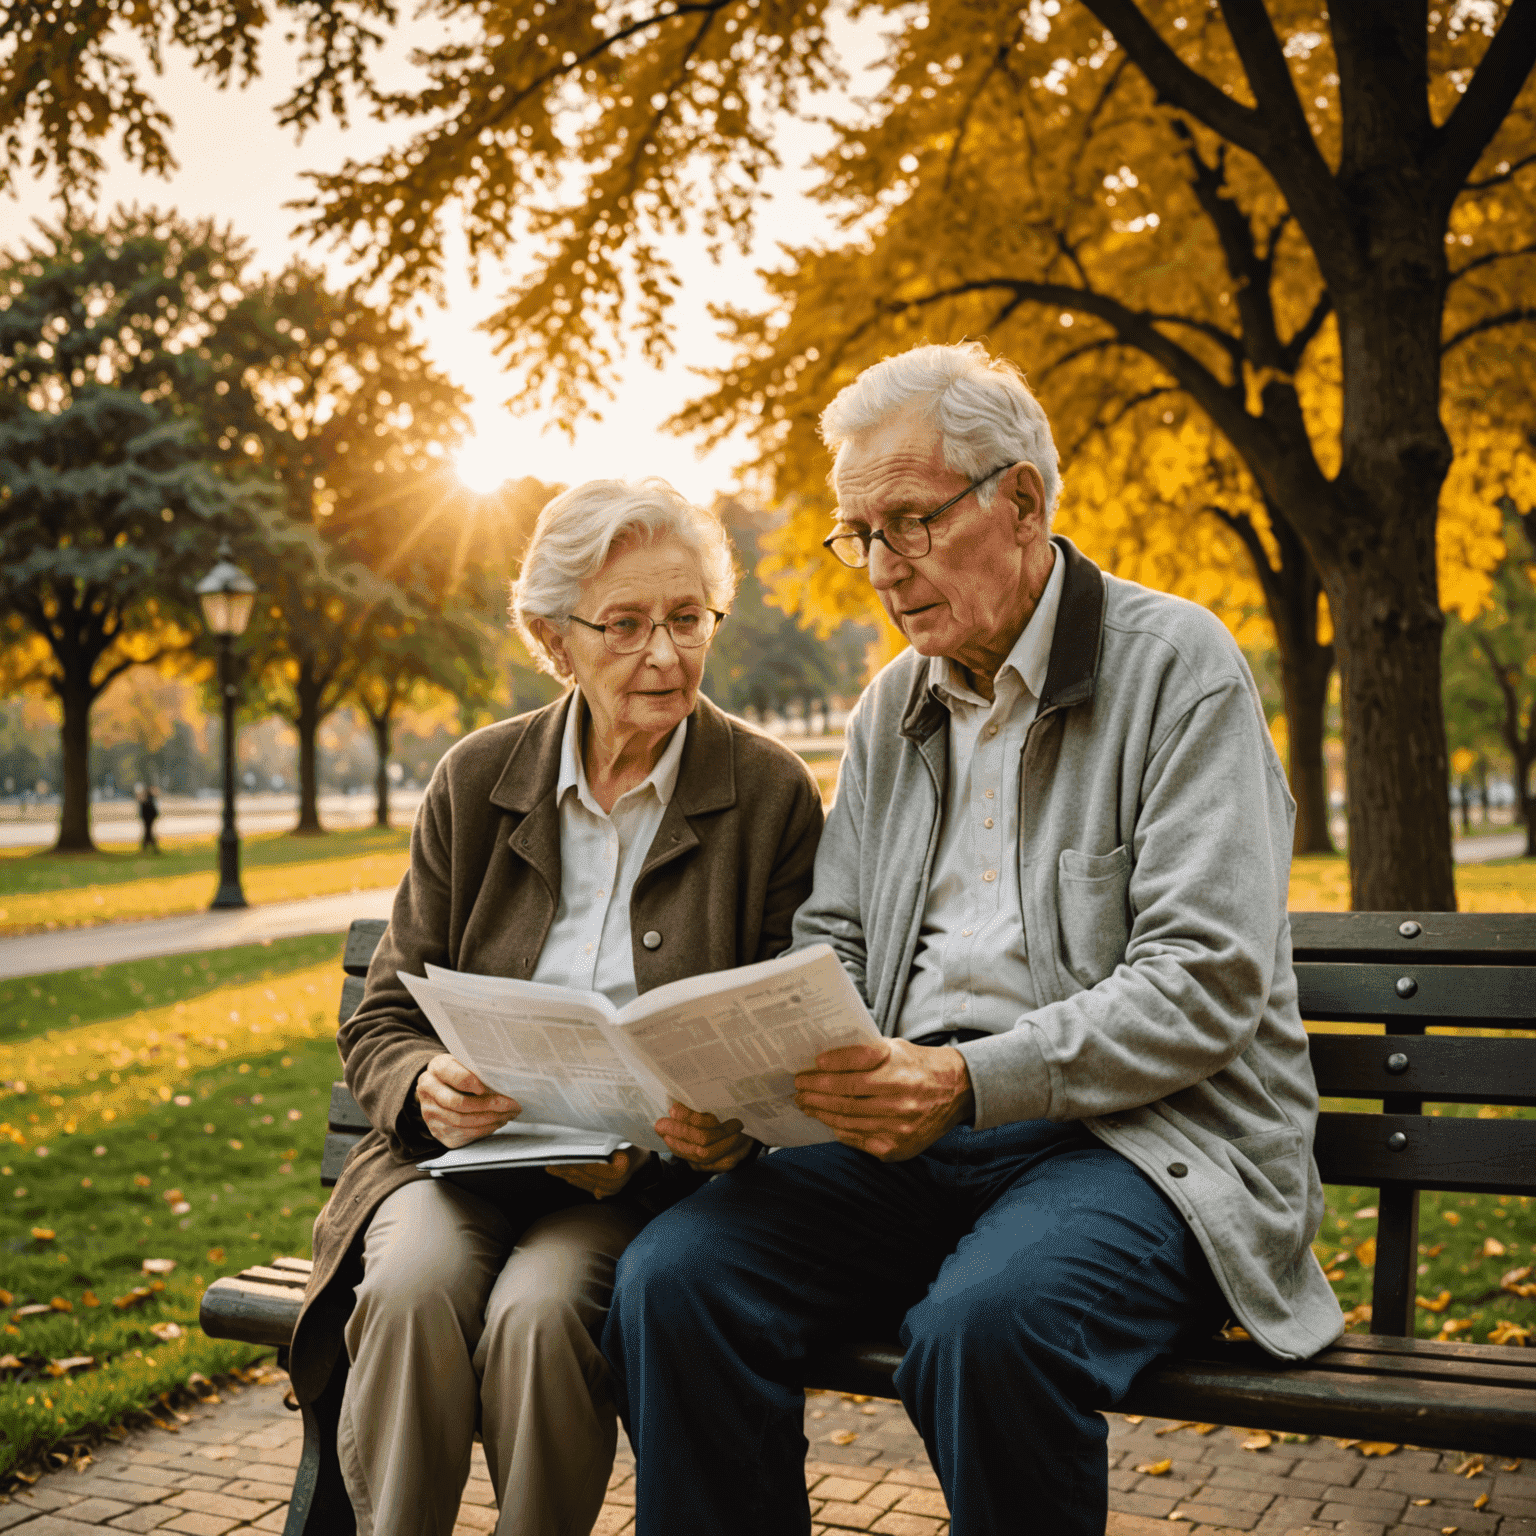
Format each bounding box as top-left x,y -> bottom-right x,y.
1,20 -> 868,504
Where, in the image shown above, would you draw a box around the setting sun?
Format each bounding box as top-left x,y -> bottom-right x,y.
455,435 -> 508,495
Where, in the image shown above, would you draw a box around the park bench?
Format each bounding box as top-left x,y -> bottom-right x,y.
201,911 -> 1536,1535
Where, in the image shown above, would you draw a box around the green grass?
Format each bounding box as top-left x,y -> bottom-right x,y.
0,826 -> 410,900
0,934 -> 346,1049
1,1031 -> 342,1477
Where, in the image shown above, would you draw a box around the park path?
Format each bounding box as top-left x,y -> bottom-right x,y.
1,1363 -> 1531,1536
0,890 -> 397,982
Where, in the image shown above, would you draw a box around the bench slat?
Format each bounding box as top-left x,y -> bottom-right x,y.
1291,911 -> 1536,964
344,919 -> 389,976
329,1083 -> 370,1133
199,1277 -> 304,1349
1296,962 -> 1536,1024
338,974 -> 366,1026
236,1265 -> 310,1289
322,1130 -> 365,1187
1309,1033 -> 1536,1106
1314,1110 -> 1536,1193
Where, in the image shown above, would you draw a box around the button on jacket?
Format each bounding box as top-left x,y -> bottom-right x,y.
793,537 -> 1343,1361
290,691 -> 824,1404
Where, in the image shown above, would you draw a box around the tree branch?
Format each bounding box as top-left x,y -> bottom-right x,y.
1429,0 -> 1536,209
1442,305 -> 1536,353
1464,148 -> 1536,190
1447,241 -> 1536,282
1283,289 -> 1335,371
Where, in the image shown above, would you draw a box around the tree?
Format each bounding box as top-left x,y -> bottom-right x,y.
1443,498 -> 1536,856
235,265 -> 474,833
9,2 -> 1536,907
0,209 -> 276,851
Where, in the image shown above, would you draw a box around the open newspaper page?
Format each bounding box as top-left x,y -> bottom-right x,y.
610,945 -> 882,1147
399,971 -> 671,1153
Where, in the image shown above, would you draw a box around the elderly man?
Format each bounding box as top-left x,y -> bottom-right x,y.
603,342 -> 1343,1535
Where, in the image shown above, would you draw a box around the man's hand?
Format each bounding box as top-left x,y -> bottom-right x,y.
416,1054 -> 520,1148
656,1103 -> 756,1174
547,1147 -> 650,1199
795,1039 -> 974,1162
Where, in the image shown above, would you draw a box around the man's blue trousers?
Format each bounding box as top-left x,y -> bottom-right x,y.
602,1119 -> 1224,1535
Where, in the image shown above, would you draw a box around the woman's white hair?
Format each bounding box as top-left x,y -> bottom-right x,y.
511,477 -> 737,680
819,342 -> 1062,522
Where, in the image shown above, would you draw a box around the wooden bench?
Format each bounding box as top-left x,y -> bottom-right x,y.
201,911 -> 1536,1534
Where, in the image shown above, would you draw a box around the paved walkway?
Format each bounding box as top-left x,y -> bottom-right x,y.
2,1365 -> 1531,1535
0,889 -> 398,981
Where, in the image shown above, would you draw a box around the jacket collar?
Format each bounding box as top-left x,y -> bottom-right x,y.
899,535 -> 1107,742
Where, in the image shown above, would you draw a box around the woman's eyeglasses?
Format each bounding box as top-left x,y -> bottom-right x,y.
566,607 -> 727,654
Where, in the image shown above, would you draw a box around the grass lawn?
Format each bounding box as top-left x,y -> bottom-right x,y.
1289,852 -> 1536,912
0,827 -> 411,935
1,935 -> 347,1477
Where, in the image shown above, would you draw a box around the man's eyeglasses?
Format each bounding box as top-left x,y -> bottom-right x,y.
566,606 -> 727,655
821,465 -> 1013,570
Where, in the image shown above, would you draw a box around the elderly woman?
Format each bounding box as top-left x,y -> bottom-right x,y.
287,478 -> 824,1536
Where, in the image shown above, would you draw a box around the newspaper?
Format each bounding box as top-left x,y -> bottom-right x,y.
418,1123 -> 632,1176
399,943 -> 881,1153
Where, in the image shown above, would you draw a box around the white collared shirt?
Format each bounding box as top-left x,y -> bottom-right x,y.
529,691 -> 688,1008
895,548 -> 1066,1040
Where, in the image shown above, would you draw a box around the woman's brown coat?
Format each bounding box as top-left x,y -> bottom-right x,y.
289,690 -> 824,1403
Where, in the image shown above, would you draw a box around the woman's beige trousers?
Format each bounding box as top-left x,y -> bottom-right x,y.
337,1178 -> 648,1536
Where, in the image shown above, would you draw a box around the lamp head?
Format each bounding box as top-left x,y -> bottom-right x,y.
196,548 -> 257,637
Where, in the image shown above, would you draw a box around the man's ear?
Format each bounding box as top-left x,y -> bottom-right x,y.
1009,463 -> 1048,537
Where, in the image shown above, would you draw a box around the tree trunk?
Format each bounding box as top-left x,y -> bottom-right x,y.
294,659 -> 327,836
54,677 -> 96,853
371,711 -> 392,829
1281,640 -> 1334,858
1323,546 -> 1455,911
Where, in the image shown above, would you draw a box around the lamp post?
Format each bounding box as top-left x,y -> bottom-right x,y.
197,550 -> 256,910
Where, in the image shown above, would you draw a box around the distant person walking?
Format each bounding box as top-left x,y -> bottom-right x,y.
136,784 -> 159,852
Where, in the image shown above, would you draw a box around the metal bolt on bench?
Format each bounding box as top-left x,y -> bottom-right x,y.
201,913 -> 1536,1535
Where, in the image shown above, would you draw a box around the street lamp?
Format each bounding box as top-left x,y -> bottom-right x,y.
197,550 -> 256,910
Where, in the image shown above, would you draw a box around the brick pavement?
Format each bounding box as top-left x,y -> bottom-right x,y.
1,1371 -> 1530,1535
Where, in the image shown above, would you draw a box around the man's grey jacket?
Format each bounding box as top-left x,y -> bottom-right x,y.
792,537 -> 1345,1361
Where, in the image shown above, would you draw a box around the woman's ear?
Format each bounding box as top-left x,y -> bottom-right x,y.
530,617 -> 573,679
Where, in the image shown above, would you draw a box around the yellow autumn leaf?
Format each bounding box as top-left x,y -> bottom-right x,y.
1417,1289 -> 1453,1313
1487,1320 -> 1531,1346
30,1227 -> 54,1241
828,1430 -> 858,1446
1241,1433 -> 1273,1451
1443,1212 -> 1461,1227
1357,1442 -> 1399,1457
1474,1494 -> 1489,1510
1353,1238 -> 1376,1267
1135,1459 -> 1173,1476
1481,1236 -> 1506,1257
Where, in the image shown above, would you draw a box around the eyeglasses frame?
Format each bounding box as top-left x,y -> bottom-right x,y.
821,463 -> 1015,569
564,607 -> 728,655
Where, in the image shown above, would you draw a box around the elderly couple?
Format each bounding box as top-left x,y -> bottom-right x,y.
291,341 -> 1343,1536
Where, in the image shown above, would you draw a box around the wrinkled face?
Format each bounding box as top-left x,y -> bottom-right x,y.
543,533 -> 712,742
833,407 -> 1037,664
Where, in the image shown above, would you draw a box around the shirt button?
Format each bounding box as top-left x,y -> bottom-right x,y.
982,870 -> 997,883
642,931 -> 662,950
983,817 -> 994,829
961,929 -> 973,937
1167,1162 -> 1189,1178
959,1001 -> 968,1012
984,788 -> 995,799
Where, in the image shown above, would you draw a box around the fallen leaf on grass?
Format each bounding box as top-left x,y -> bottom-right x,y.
1324,1268 -> 1346,1282
45,1356 -> 93,1376
141,1258 -> 176,1275
1417,1289 -> 1452,1313
0,1289 -> 10,1306
1342,1303 -> 1373,1328
148,1322 -> 182,1342
828,1430 -> 857,1445
0,1353 -> 21,1370
111,1287 -> 152,1310
1354,1237 -> 1376,1267
1135,1459 -> 1172,1476
1240,1432 -> 1272,1451
48,1297 -> 71,1313
1481,1236 -> 1506,1258
1422,1243 -> 1444,1258
13,1304 -> 53,1319
1443,1211 -> 1461,1227
1353,1206 -> 1377,1219
30,1227 -> 54,1241
206,1247 -> 224,1264
81,1291 -> 98,1308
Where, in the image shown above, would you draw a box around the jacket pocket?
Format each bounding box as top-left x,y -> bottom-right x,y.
1227,1125 -> 1306,1204
1056,844 -> 1132,989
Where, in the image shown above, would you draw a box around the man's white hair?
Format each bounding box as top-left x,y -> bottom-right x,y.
819,342 -> 1062,522
511,477 -> 737,679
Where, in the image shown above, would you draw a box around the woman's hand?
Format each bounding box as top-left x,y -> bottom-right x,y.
416,1054 -> 520,1148
657,1103 -> 756,1174
547,1147 -> 650,1199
